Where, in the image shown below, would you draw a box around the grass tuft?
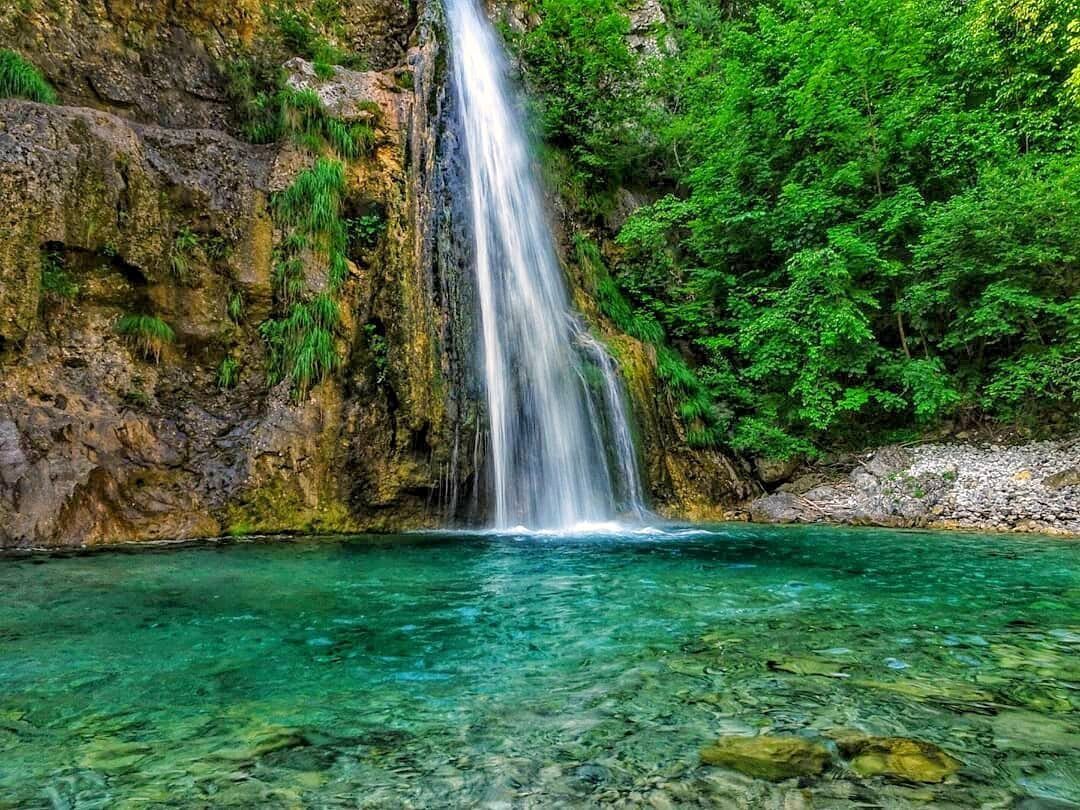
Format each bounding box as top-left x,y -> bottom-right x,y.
217,356 -> 240,389
0,49 -> 58,103
116,314 -> 175,363
262,159 -> 350,396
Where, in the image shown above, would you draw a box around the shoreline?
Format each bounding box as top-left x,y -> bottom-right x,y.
741,439 -> 1080,539
4,513 -> 1078,555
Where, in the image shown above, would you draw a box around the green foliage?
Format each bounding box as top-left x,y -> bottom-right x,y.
262,158 -> 350,396
513,0 -> 656,193
39,250 -> 78,304
116,314 -> 175,363
224,60 -> 377,157
346,212 -> 386,252
363,322 -> 389,386
270,4 -> 367,76
518,0 -> 1080,455
217,356 -> 240,389
227,291 -> 245,323
0,49 -> 58,104
168,227 -> 200,283
260,295 -> 341,394
575,234 -> 724,445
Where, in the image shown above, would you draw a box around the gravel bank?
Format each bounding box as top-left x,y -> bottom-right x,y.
746,439 -> 1080,536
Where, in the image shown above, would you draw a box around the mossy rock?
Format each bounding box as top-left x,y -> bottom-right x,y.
700,735 -> 831,781
837,736 -> 961,783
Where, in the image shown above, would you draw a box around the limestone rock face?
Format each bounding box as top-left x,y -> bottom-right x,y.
0,24 -> 465,546
700,735 -> 831,781
0,0 -> 748,546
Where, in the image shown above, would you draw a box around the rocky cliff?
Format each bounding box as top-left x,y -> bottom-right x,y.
0,0 -> 746,547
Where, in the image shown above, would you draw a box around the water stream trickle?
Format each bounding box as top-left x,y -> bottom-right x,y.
446,0 -> 646,530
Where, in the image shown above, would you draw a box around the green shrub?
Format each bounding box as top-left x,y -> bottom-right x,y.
271,6 -> 361,76
363,322 -> 389,385
0,49 -> 58,104
116,314 -> 175,363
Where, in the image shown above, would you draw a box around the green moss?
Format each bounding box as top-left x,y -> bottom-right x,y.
226,520 -> 256,537
225,481 -> 354,536
0,49 -> 58,104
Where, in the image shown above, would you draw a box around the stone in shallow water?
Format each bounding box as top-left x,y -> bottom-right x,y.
700,735 -> 831,781
80,738 -> 152,773
836,735 -> 961,783
767,658 -> 848,678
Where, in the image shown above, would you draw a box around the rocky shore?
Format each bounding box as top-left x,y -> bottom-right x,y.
745,439 -> 1080,537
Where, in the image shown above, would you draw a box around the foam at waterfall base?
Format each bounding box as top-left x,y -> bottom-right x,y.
415,522 -> 722,540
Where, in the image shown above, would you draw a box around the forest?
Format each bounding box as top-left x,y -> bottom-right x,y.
510,0 -> 1080,458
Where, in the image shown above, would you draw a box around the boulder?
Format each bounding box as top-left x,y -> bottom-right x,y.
864,445 -> 912,478
835,735 -> 961,783
749,492 -> 804,523
754,456 -> 801,485
700,735 -> 831,781
779,472 -> 829,495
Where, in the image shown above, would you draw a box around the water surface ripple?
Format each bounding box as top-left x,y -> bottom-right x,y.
1,525 -> 1078,807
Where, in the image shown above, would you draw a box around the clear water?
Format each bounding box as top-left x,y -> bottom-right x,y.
447,0 -> 645,529
1,526 -> 1078,808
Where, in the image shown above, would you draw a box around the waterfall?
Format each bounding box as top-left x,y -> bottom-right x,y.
445,0 -> 646,530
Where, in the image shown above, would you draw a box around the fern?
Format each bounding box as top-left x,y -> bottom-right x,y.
0,49 -> 58,104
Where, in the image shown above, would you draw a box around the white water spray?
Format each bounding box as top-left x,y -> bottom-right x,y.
446,0 -> 646,530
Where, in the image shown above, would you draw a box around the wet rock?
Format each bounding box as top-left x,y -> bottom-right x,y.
836,735 -> 961,783
1014,798 -> 1080,810
80,738 -> 152,773
767,658 -> 848,678
700,735 -> 831,781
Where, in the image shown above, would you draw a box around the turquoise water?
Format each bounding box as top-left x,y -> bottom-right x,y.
1,525 -> 1078,808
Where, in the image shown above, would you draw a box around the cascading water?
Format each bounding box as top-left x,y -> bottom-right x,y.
445,0 -> 646,530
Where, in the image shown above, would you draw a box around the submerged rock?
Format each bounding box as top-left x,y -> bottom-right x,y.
835,735 -> 961,783
700,735 -> 831,781
767,658 -> 848,678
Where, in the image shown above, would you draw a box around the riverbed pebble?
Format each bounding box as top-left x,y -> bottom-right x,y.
749,439 -> 1080,536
